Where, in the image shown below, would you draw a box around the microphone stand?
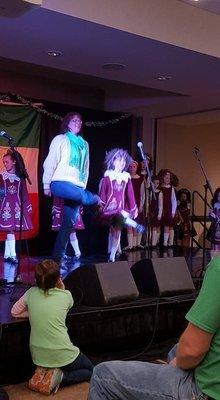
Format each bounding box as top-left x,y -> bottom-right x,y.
7,140 -> 32,283
194,147 -> 213,277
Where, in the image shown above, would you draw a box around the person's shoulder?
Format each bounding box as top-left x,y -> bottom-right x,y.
50,134 -> 66,144
206,256 -> 220,272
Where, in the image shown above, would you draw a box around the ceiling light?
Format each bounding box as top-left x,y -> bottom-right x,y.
155,75 -> 172,81
46,50 -> 62,57
102,63 -> 126,71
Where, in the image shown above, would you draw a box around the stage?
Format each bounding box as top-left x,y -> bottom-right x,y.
0,247 -> 210,384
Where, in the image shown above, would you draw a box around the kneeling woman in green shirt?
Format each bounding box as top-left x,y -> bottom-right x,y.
11,259 -> 93,392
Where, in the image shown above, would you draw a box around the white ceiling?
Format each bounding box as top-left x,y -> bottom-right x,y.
0,0 -> 220,117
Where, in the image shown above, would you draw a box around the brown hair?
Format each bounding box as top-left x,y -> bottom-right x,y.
35,259 -> 60,293
3,149 -> 27,179
60,112 -> 82,134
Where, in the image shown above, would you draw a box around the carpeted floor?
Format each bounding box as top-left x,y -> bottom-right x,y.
5,381 -> 89,399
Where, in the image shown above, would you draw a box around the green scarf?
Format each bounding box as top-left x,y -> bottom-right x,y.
66,131 -> 88,183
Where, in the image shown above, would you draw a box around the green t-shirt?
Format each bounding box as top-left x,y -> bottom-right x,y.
24,286 -> 80,368
186,256 -> 220,400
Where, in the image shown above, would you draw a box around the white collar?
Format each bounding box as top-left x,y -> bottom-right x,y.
104,170 -> 130,183
1,171 -> 20,182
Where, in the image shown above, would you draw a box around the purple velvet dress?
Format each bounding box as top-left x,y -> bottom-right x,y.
0,172 -> 32,231
161,186 -> 175,227
99,170 -> 138,223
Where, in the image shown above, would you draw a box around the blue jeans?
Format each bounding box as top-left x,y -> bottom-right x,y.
61,352 -> 93,386
88,346 -> 205,400
50,181 -> 98,257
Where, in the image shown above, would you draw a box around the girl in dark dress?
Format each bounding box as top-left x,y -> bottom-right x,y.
158,169 -> 177,247
148,176 -> 163,247
123,160 -> 145,251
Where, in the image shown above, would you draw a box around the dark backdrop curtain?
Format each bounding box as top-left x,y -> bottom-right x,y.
30,101 -> 132,256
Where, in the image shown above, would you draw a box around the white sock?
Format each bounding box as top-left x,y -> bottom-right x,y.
117,237 -> 122,255
4,239 -> 11,258
110,232 -> 121,262
152,230 -> 158,246
163,232 -> 169,246
136,233 -> 142,246
70,233 -> 81,258
127,233 -> 133,248
7,233 -> 16,257
168,229 -> 174,246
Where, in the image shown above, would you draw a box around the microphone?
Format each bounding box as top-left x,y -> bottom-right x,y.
194,146 -> 200,154
0,130 -> 14,142
137,142 -> 146,160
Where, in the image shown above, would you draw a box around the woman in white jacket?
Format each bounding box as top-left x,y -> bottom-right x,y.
43,112 -> 99,258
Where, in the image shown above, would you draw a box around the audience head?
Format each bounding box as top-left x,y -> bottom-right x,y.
35,259 -> 60,293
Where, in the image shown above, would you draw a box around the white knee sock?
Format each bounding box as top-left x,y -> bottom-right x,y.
70,233 -> 81,258
110,232 -> 121,262
127,233 -> 133,248
168,229 -> 174,246
163,232 -> 169,246
4,239 -> 11,258
136,233 -> 142,246
152,230 -> 158,246
7,233 -> 16,257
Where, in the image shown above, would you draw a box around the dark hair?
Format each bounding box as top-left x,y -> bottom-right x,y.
177,188 -> 191,203
35,259 -> 60,293
104,148 -> 132,171
3,149 -> 28,179
158,169 -> 178,187
211,188 -> 220,207
60,112 -> 82,134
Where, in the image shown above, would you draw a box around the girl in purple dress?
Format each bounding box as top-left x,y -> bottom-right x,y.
0,150 -> 32,263
99,148 -> 144,262
52,197 -> 84,260
158,169 -> 177,247
148,176 -> 163,247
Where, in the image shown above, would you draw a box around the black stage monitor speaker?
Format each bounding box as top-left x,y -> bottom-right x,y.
64,261 -> 139,306
131,257 -> 195,297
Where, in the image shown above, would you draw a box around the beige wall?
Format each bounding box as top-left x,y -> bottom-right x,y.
156,119 -> 220,214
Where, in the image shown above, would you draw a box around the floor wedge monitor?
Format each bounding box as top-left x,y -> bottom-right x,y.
131,257 -> 195,297
64,261 -> 139,306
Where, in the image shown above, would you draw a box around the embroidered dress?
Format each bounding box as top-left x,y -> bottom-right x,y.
99,170 -> 138,224
0,172 -> 32,230
52,197 -> 84,231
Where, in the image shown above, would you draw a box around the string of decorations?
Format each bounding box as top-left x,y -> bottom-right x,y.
0,92 -> 131,127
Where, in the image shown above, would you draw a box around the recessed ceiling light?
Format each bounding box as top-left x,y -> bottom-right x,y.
155,75 -> 172,81
102,63 -> 126,71
46,50 -> 62,57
